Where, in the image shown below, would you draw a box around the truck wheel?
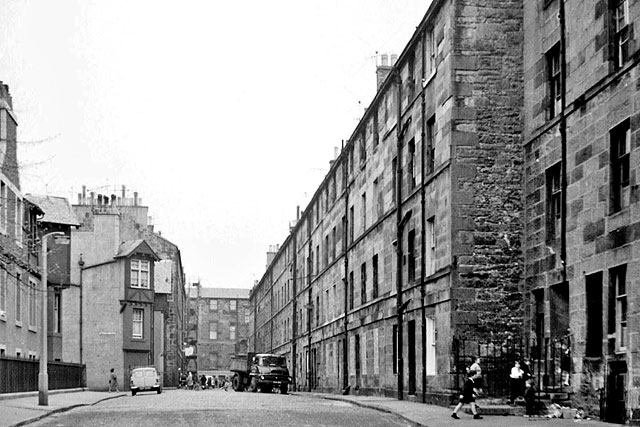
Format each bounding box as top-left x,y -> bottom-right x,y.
132,390 -> 137,396
261,385 -> 272,393
232,375 -> 243,392
249,377 -> 258,392
280,384 -> 288,395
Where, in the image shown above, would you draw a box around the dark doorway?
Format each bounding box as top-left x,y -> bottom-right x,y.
355,335 -> 361,388
550,282 -> 569,338
408,320 -> 416,394
603,360 -> 627,424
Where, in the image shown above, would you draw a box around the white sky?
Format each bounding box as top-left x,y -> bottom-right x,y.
0,0 -> 431,289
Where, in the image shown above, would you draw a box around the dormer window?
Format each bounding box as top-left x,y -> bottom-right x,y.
131,259 -> 150,289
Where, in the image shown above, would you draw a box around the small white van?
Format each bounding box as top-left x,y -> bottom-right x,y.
130,367 -> 162,396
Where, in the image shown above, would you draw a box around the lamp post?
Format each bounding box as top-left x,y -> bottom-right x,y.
39,231 -> 66,406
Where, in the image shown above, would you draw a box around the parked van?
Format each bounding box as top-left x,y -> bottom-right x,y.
130,367 -> 161,396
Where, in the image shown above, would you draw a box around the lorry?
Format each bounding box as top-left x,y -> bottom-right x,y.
230,352 -> 291,394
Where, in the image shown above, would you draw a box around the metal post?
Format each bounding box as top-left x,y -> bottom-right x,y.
39,231 -> 64,406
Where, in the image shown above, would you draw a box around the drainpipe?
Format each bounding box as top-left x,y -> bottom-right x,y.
307,242 -> 313,391
559,0 -> 568,288
78,255 -> 84,364
291,226 -> 298,391
419,28 -> 428,404
396,71 -> 405,401
343,153 -> 350,392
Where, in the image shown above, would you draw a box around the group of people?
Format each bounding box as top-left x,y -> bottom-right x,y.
451,357 -> 539,420
178,370 -> 230,390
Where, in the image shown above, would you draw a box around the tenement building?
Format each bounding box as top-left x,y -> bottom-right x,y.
250,0 -> 524,401
523,0 -> 640,422
187,285 -> 250,378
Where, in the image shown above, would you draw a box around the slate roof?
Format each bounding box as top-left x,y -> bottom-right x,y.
115,239 -> 160,260
197,287 -> 250,300
25,194 -> 79,226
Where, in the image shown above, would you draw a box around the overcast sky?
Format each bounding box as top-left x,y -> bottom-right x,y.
0,0 -> 431,289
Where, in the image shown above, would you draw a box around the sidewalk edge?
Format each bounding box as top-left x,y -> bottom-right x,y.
10,394 -> 126,427
292,393 -> 427,427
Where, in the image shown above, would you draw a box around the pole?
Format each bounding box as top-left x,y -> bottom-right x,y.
39,231 -> 64,406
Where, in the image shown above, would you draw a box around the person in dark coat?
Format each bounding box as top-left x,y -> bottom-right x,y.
451,370 -> 483,419
524,379 -> 538,417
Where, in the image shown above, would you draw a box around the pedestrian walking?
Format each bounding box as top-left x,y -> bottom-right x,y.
108,368 -> 119,392
468,357 -> 484,396
451,370 -> 483,420
508,361 -> 524,404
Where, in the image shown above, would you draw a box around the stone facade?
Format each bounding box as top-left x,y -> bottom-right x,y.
0,82 -> 47,362
523,0 -> 640,422
187,285 -> 250,375
250,0 -> 524,401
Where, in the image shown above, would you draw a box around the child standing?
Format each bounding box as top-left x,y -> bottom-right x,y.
452,370 -> 483,420
524,379 -> 538,417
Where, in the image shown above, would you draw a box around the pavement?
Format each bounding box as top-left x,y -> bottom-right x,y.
0,388 -> 621,427
0,389 -> 126,427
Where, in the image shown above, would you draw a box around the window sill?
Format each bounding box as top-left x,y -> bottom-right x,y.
28,326 -> 37,333
15,320 -> 22,328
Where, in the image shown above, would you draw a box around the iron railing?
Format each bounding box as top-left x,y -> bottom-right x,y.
452,335 -> 572,398
0,357 -> 85,394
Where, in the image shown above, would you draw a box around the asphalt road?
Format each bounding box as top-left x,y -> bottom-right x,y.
27,388 -> 414,427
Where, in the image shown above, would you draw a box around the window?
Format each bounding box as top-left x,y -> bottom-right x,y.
132,308 -> 144,339
611,119 -> 630,213
426,317 -> 437,375
614,0 -> 630,68
15,197 -> 22,242
361,262 -> 367,305
425,29 -> 436,76
324,235 -> 329,266
28,278 -> 36,328
359,133 -> 366,167
230,300 -> 237,311
0,270 -> 6,317
408,229 -> 416,282
53,291 -> 61,333
392,157 -> 398,204
0,181 -> 6,231
331,227 -> 337,260
585,272 -> 603,357
609,265 -> 627,351
408,139 -> 416,190
373,111 -> 379,147
315,244 -> 319,273
210,299 -> 218,310
426,217 -> 436,275
349,206 -> 354,244
547,44 -> 561,119
230,325 -> 236,340
361,193 -> 366,232
349,148 -> 354,176
407,52 -> 415,100
15,272 -> 21,324
316,295 -> 320,325
349,271 -> 354,310
130,260 -> 150,289
426,117 -> 435,174
372,254 -> 379,299
546,163 -> 562,239
210,322 -> 218,340
392,324 -> 398,374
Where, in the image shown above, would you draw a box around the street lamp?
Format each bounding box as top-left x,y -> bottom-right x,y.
39,231 -> 69,406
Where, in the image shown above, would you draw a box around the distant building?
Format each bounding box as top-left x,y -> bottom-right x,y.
188,285 -> 250,377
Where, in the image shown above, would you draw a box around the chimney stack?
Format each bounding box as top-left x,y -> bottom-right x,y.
376,52 -> 395,91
